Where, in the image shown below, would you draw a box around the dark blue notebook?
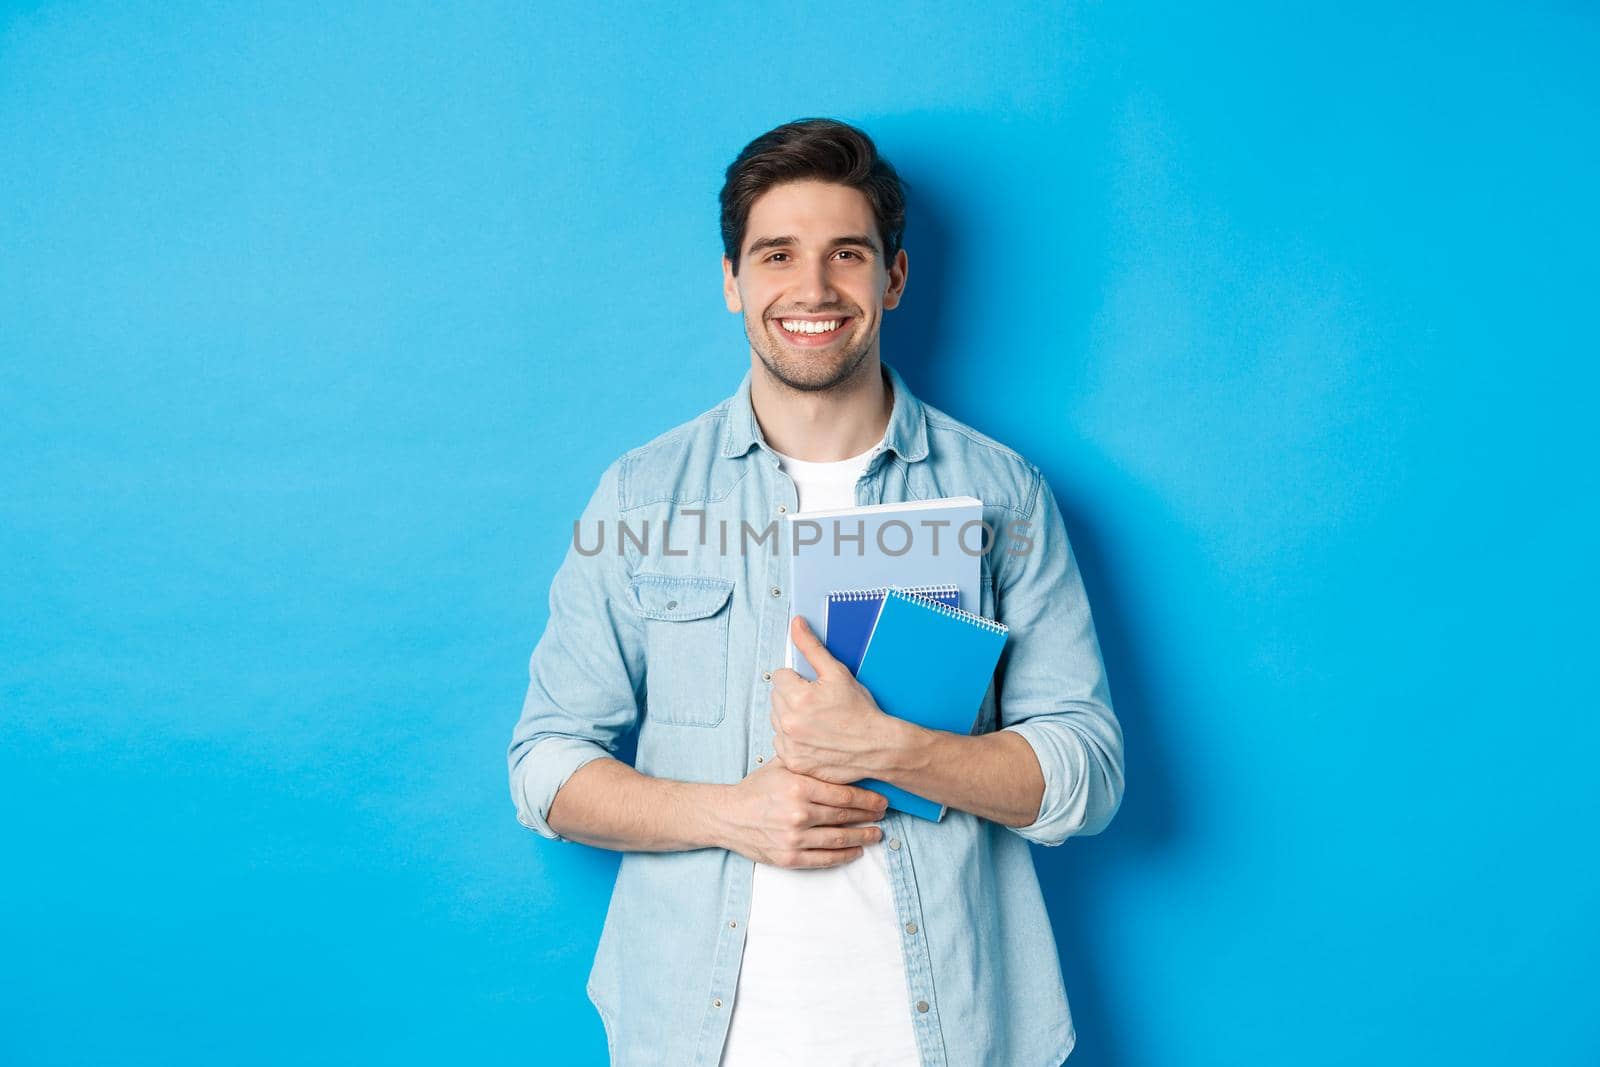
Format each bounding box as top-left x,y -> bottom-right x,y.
823,584 -> 960,676
850,587 -> 1010,821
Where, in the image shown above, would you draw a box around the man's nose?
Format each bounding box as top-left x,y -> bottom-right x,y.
793,256 -> 837,306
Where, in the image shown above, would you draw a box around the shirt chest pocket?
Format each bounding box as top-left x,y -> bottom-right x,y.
628,573 -> 735,728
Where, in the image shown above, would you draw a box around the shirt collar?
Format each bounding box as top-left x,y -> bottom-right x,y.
720,359 -> 930,463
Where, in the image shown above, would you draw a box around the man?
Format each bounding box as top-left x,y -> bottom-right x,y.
508,118 -> 1124,1067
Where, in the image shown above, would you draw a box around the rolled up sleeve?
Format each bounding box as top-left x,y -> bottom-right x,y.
993,466 -> 1125,847
507,458 -> 646,842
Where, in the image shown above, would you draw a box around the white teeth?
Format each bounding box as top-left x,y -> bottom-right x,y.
780,319 -> 842,334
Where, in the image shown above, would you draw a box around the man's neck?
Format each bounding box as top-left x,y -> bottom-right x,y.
748,355 -> 892,462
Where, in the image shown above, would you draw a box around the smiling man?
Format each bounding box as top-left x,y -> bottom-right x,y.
508,118 -> 1124,1066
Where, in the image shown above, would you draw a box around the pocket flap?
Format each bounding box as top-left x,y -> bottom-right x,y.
629,574 -> 735,621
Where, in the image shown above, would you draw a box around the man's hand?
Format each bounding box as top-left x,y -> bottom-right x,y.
768,615 -> 912,785
717,756 -> 887,868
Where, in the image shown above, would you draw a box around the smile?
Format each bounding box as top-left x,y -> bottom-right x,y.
774,317 -> 852,343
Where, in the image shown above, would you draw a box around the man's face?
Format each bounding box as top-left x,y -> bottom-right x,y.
723,179 -> 908,393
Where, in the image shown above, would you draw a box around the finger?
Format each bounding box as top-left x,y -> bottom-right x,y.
789,615 -> 845,681
799,825 -> 883,851
789,847 -> 865,869
808,779 -> 890,813
809,803 -> 889,827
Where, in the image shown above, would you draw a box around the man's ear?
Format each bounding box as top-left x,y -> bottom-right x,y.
882,248 -> 909,311
723,256 -> 743,313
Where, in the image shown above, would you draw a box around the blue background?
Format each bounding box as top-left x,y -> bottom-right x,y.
3,3 -> 1595,1064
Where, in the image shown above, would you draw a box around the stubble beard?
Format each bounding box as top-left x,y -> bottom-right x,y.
747,313 -> 875,395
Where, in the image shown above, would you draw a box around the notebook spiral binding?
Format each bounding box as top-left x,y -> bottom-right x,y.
828,584 -> 959,603
885,586 -> 1010,635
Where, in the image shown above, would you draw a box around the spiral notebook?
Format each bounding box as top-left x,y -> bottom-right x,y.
824,584 -> 960,676
850,587 -> 1010,821
783,496 -> 983,681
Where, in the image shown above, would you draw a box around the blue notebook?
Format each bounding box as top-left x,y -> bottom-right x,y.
852,587 -> 1010,821
824,584 -> 960,676
783,496 -> 983,681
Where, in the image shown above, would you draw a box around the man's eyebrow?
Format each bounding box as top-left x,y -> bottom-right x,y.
745,234 -> 881,256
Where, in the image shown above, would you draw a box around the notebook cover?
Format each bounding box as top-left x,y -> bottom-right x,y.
852,587 -> 1010,821
784,496 -> 983,681
824,584 -> 960,677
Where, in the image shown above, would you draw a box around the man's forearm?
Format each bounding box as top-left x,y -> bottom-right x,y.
546,757 -> 728,852
875,722 -> 1046,828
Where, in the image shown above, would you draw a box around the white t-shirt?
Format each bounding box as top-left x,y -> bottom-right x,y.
718,437 -> 921,1067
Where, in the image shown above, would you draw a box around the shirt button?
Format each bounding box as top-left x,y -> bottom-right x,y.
729,920 -> 738,928
916,1000 -> 929,1013
713,997 -> 723,1008
888,838 -> 901,850
905,922 -> 918,935
777,504 -> 788,514
762,670 -> 772,681
754,755 -> 764,764
665,600 -> 677,610
769,586 -> 781,598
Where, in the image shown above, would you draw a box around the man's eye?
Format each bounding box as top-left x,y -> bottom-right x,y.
766,253 -> 789,263
836,250 -> 859,261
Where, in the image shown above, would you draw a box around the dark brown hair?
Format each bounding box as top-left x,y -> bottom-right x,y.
719,117 -> 907,275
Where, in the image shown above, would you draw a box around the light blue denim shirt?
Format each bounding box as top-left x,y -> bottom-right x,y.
508,360 -> 1124,1067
